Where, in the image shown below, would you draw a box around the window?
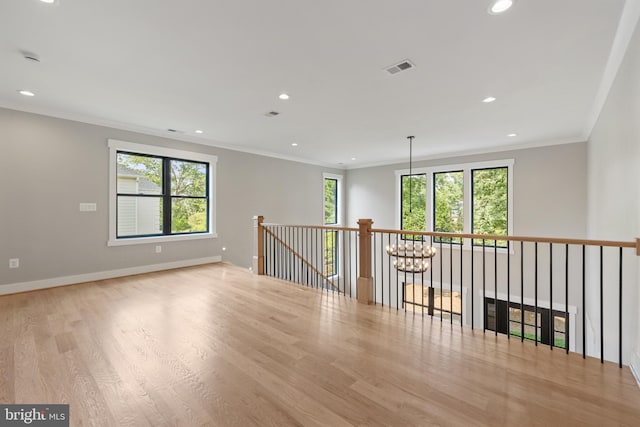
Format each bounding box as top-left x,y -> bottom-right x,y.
400,173 -> 426,240
433,170 -> 463,244
323,174 -> 342,277
108,140 -> 217,246
324,177 -> 338,225
484,298 -> 567,349
472,167 -> 508,247
396,159 -> 513,247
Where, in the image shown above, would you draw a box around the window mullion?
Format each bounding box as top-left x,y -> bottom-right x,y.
429,172 -> 434,232
426,173 -> 433,232
206,164 -> 211,232
162,158 -> 172,235
463,168 -> 472,245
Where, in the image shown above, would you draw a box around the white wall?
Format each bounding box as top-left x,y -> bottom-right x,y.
0,107 -> 341,289
587,14 -> 640,374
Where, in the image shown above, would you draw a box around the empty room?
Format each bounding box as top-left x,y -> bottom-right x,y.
1,0 -> 640,426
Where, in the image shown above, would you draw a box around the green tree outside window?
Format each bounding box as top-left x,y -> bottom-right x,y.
401,174 -> 426,240
472,167 -> 507,247
433,171 -> 464,244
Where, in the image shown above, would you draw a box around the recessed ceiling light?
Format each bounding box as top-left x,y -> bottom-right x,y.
489,0 -> 514,15
351,157 -> 356,161
279,93 -> 290,100
195,129 -> 203,134
291,143 -> 298,147
482,96 -> 496,103
18,90 -> 35,97
40,0 -> 56,3
508,133 -> 517,137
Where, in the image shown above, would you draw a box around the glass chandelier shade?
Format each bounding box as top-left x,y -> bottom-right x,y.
386,241 -> 437,273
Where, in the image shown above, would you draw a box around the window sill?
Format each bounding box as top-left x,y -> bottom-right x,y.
481,289 -> 578,314
107,232 -> 218,247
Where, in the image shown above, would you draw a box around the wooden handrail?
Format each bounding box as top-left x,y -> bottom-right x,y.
370,228 -> 637,249
262,222 -> 636,250
263,226 -> 341,292
263,223 -> 359,232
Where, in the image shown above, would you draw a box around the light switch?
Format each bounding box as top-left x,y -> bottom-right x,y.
79,203 -> 97,212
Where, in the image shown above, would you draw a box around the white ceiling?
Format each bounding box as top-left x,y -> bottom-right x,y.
0,0 -> 631,168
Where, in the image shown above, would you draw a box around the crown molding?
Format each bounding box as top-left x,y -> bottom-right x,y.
583,0 -> 640,139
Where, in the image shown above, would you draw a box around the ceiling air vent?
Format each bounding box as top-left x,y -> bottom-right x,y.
385,59 -> 415,75
167,128 -> 185,134
264,111 -> 280,117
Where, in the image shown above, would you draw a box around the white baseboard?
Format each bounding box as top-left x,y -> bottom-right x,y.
0,256 -> 222,296
631,351 -> 640,390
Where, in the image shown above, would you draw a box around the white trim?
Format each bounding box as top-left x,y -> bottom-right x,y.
107,232 -> 218,246
0,103 -> 343,169
108,139 -> 218,246
0,256 -> 222,296
0,103 -> 587,173
630,351 -> 640,389
349,137 -> 582,170
395,159 -> 515,178
583,0 -> 640,139
0,104 -> 586,172
108,139 -> 219,163
480,289 -> 577,314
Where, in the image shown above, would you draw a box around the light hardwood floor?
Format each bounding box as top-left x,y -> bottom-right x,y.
1,263 -> 639,426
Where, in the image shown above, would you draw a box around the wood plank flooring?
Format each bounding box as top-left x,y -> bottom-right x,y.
0,263 -> 639,426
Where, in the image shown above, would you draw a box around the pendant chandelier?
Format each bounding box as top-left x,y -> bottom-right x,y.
385,136 -> 437,273
386,241 -> 437,273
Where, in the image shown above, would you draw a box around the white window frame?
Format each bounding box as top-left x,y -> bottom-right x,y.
395,159 -> 514,251
107,139 -> 218,246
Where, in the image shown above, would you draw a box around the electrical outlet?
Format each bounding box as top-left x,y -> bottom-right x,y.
9,258 -> 19,269
155,245 -> 162,253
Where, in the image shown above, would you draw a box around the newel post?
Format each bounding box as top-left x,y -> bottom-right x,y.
253,215 -> 265,275
357,218 -> 374,305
